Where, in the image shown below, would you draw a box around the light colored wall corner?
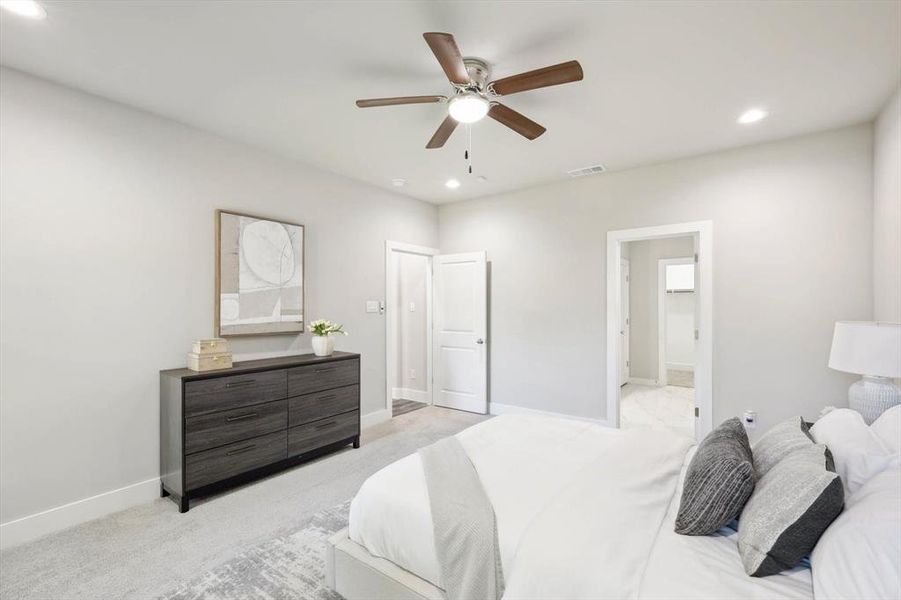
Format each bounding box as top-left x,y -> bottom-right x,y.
0,68 -> 439,531
440,124 -> 873,432
0,478 -> 160,550
874,85 -> 901,322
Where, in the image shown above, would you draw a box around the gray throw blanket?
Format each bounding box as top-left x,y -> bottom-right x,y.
419,437 -> 504,600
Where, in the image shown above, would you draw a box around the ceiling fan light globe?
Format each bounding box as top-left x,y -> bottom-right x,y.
448,95 -> 489,124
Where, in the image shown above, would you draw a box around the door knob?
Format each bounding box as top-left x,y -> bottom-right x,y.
476,338 -> 484,344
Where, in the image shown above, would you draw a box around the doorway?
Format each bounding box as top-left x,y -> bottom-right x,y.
386,242 -> 437,419
385,242 -> 489,420
606,222 -> 712,441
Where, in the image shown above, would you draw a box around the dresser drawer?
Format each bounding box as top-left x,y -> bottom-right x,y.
288,410 -> 359,457
288,359 -> 358,396
185,430 -> 286,491
184,369 -> 287,417
185,400 -> 287,455
289,385 -> 358,427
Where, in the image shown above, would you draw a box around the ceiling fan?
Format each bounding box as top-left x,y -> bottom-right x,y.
356,32 -> 583,149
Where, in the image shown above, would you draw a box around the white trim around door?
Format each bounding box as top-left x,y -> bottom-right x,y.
385,241 -> 439,419
606,221 -> 713,441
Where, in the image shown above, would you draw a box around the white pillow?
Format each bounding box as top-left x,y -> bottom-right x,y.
810,408 -> 897,499
811,467 -> 901,600
872,405 -> 901,454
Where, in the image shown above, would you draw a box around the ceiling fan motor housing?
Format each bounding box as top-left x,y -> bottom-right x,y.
462,58 -> 491,93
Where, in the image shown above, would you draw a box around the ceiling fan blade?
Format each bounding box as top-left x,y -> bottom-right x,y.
356,95 -> 446,108
488,103 -> 546,140
489,60 -> 583,96
426,115 -> 459,149
423,32 -> 470,85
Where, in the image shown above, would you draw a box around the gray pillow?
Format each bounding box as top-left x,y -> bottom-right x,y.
738,444 -> 844,577
675,417 -> 755,535
751,416 -> 814,479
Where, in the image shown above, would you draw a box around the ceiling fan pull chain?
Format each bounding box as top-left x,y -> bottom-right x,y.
467,124 -> 474,174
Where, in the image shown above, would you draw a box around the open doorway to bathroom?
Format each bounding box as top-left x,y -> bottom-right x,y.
606,222 -> 712,441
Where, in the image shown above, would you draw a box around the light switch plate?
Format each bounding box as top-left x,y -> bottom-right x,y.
365,300 -> 380,314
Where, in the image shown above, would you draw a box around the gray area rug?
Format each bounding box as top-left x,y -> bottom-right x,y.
0,406 -> 487,600
160,501 -> 350,600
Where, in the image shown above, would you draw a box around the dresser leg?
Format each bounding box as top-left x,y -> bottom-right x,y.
160,483 -> 170,498
353,436 -> 360,449
179,496 -> 189,513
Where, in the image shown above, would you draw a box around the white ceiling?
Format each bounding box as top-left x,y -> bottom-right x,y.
1,1 -> 899,204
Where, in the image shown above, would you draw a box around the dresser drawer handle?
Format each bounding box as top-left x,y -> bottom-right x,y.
225,380 -> 256,388
226,444 -> 256,456
314,420 -> 338,430
314,367 -> 336,373
318,394 -> 337,401
226,412 -> 258,422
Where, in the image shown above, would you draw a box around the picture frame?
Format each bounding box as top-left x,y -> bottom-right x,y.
215,209 -> 305,336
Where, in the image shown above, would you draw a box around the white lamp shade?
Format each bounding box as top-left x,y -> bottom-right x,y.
828,321 -> 901,378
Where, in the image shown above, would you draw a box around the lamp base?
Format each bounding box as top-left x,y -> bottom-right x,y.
848,376 -> 901,424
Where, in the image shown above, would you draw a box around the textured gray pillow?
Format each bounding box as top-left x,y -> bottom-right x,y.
751,416 -> 814,479
675,417 -> 755,535
738,444 -> 844,577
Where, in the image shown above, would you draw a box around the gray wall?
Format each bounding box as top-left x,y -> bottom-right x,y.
0,69 -> 438,523
626,237 -> 694,380
439,124 -> 872,430
874,86 -> 901,323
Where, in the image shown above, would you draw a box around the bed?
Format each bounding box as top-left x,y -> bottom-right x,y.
327,414 -> 814,600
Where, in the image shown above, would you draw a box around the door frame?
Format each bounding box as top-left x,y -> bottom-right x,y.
606,221 -> 713,441
620,258 -> 631,385
385,241 -> 439,418
657,257 -> 695,386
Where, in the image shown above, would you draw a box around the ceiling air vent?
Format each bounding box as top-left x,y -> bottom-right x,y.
566,164 -> 607,178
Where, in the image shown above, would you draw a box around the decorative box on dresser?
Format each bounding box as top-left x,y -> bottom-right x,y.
160,352 -> 360,512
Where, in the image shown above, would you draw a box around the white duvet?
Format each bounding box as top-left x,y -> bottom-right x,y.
349,414 -> 813,600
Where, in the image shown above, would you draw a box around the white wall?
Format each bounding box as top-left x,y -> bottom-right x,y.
393,252 -> 429,397
626,237 -> 694,380
0,69 -> 438,528
874,86 -> 901,322
439,124 -> 872,430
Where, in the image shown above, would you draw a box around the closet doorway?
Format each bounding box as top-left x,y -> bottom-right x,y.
385,242 -> 489,420
385,242 -> 437,419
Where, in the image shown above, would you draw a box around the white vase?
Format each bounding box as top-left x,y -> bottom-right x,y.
312,334 -> 335,357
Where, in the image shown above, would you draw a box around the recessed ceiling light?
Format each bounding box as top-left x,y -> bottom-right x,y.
391,178 -> 406,187
445,179 -> 461,189
0,0 -> 47,19
737,108 -> 768,124
448,94 -> 489,124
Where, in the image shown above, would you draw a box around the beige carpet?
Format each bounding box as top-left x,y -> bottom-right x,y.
0,406 -> 487,600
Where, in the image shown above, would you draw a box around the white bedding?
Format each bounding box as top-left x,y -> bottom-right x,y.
349,414 -> 814,599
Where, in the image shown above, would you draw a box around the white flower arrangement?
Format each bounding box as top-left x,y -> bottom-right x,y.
307,319 -> 348,337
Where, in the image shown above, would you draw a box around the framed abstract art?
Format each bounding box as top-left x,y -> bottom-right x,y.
215,210 -> 304,336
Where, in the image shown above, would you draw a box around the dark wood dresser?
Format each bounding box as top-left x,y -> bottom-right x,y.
160,352 -> 360,512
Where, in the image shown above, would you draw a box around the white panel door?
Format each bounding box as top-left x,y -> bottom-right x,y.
433,252 -> 487,414
620,259 -> 630,385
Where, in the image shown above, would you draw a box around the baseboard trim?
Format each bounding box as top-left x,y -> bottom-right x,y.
628,377 -> 659,386
391,387 -> 430,403
0,477 -> 160,550
360,408 -> 390,429
489,402 -> 612,427
666,364 -> 694,372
